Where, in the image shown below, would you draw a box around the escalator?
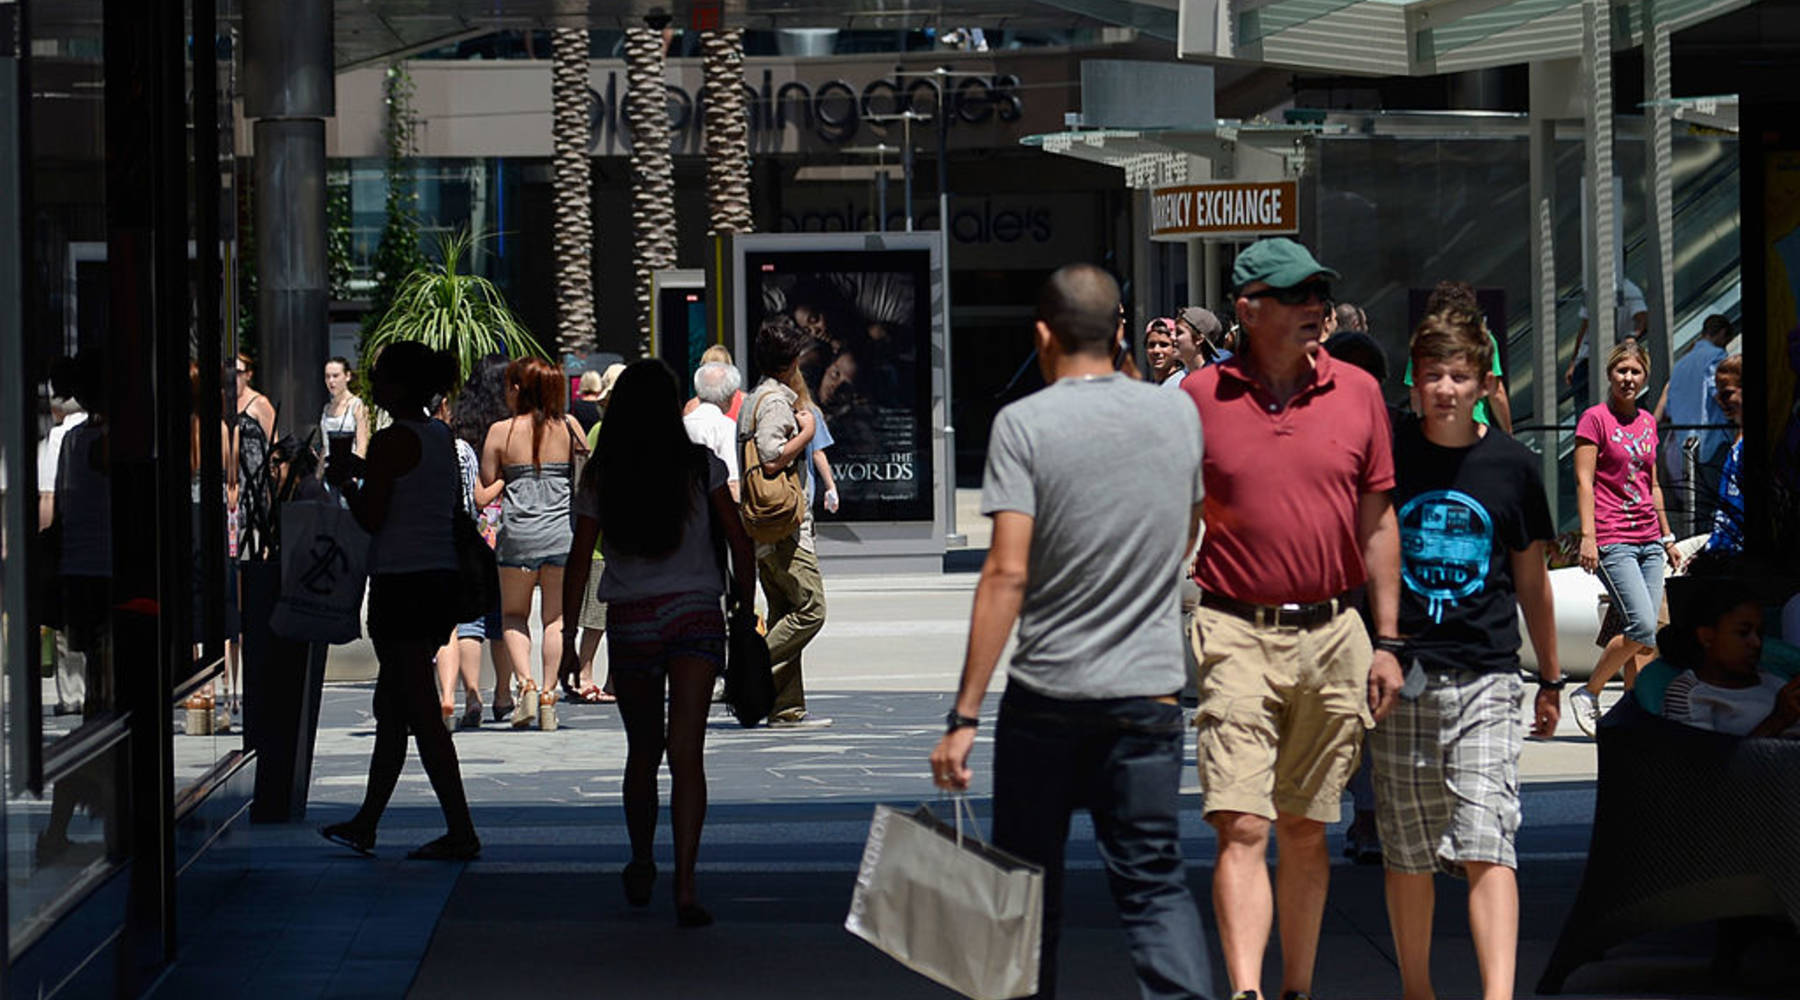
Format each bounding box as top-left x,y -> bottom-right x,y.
1500,138 -> 1742,529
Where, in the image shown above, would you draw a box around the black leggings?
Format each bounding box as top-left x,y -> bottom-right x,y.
353,572 -> 475,839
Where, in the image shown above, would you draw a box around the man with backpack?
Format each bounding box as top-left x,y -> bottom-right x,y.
737,317 -> 831,728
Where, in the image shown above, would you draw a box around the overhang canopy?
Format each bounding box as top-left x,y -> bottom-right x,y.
1178,0 -> 1760,75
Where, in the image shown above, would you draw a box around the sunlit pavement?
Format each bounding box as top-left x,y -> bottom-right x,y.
148,564 -> 1798,998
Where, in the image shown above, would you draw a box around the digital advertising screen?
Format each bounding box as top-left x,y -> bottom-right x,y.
743,248 -> 934,523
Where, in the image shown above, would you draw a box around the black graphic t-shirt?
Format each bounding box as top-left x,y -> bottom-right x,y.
1393,417 -> 1555,673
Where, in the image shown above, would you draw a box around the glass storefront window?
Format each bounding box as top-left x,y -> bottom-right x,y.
5,0 -> 134,953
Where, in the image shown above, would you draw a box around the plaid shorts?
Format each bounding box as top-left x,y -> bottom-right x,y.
1368,667 -> 1523,876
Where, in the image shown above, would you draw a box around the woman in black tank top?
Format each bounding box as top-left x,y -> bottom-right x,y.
320,342 -> 479,862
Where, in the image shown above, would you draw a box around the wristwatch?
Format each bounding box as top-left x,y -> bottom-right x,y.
1535,676 -> 1567,690
1373,636 -> 1408,656
945,710 -> 979,734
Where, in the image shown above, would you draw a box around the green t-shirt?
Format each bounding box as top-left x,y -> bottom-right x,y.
1402,330 -> 1505,425
585,422 -> 603,561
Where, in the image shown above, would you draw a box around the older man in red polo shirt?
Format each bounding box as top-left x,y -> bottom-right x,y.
1180,238 -> 1404,1000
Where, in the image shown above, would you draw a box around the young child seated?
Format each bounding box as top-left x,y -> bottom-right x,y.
1658,580 -> 1800,738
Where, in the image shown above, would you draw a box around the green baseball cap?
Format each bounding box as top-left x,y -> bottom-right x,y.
1230,238 -> 1340,292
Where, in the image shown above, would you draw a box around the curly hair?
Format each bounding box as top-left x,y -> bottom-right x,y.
451,353 -> 511,450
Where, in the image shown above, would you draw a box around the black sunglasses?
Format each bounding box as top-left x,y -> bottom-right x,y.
1243,279 -> 1331,307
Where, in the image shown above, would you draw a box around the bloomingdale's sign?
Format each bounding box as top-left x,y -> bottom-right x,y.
584,63 -> 1026,153
1149,180 -> 1299,240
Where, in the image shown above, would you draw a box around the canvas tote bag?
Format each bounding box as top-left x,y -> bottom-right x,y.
269,492 -> 370,644
845,799 -> 1044,1000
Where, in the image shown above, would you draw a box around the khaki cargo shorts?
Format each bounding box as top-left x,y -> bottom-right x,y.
1190,604 -> 1374,824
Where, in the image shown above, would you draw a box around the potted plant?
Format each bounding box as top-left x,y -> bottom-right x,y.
361,226 -> 547,385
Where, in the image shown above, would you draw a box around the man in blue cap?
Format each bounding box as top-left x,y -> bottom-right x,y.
1179,238 -> 1404,1000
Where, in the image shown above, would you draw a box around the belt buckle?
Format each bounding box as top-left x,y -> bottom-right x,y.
1276,602 -> 1304,631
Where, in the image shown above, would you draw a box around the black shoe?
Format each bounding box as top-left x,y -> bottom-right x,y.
1281,992 -> 1315,1000
491,701 -> 514,724
320,822 -> 376,857
1229,991 -> 1259,1000
457,705 -> 484,730
406,833 -> 480,861
622,859 -> 656,907
676,903 -> 714,929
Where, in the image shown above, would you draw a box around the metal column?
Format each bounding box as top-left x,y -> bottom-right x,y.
1581,0 -> 1618,411
1186,240 -> 1204,307
1203,241 -> 1223,308
1642,2 -> 1677,381
245,0 -> 332,445
935,68 -> 964,547
1529,111 -> 1560,506
243,0 -> 332,823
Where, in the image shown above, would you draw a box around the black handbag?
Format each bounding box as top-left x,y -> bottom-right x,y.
709,469 -> 774,727
448,438 -> 498,623
724,610 -> 775,727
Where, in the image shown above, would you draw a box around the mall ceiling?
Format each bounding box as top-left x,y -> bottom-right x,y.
333,0 -> 1179,67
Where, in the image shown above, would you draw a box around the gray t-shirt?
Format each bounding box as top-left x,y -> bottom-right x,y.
981,373 -> 1204,699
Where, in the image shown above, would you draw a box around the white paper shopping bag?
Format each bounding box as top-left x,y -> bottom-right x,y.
845,801 -> 1043,1000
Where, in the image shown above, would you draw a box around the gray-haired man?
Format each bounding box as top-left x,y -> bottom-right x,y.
685,361 -> 741,501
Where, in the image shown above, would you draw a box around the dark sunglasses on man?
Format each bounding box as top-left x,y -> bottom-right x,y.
1243,279 -> 1331,307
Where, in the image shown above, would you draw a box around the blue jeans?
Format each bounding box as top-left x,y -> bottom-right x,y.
991,683 -> 1215,1000
1597,540 -> 1667,646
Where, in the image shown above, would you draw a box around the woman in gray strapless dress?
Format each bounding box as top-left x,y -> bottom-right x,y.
480,357 -> 589,724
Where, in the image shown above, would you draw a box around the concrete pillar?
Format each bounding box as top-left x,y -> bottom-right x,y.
244,0 -> 332,445
1581,0 -> 1617,411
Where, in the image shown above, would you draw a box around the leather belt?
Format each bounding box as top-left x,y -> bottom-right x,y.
1199,591 -> 1349,630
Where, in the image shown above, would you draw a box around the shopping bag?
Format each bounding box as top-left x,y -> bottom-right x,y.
269,496 -> 369,644
723,609 -> 775,727
845,799 -> 1043,1000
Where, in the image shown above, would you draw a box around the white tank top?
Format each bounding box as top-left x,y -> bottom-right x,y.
367,419 -> 457,574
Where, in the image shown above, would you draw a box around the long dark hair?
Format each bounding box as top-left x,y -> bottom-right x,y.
590,360 -> 708,558
452,353 -> 511,449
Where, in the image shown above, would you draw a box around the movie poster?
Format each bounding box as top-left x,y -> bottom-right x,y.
745,249 -> 933,523
1763,148 -> 1800,563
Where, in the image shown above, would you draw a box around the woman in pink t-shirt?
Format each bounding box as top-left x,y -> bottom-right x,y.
1569,341 -> 1683,736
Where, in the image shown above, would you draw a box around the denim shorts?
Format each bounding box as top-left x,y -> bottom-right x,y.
1596,540 -> 1667,646
454,602 -> 503,642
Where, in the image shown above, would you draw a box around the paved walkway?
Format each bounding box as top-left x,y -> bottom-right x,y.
151,571 -> 1796,999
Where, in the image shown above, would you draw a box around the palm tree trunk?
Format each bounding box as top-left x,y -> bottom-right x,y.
701,29 -> 752,236
624,25 -> 676,358
551,27 -> 595,359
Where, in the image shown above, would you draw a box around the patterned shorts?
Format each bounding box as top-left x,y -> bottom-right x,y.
605,591 -> 725,677
1368,667 -> 1523,876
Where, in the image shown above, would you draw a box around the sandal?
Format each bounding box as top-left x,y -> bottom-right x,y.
574,684 -> 615,705
457,704 -> 484,730
514,681 -> 539,729
320,822 -> 376,857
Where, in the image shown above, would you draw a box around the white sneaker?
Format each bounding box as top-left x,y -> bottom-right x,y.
767,712 -> 833,730
1569,687 -> 1601,738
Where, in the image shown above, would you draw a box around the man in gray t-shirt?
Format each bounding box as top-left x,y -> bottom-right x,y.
931,264 -> 1212,999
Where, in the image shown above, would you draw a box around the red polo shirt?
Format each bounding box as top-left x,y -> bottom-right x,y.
1180,352 -> 1394,605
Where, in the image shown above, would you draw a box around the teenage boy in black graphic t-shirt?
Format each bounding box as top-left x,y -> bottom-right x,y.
1372,311 -> 1563,1000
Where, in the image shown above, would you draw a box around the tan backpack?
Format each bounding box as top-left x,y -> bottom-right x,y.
738,393 -> 805,543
